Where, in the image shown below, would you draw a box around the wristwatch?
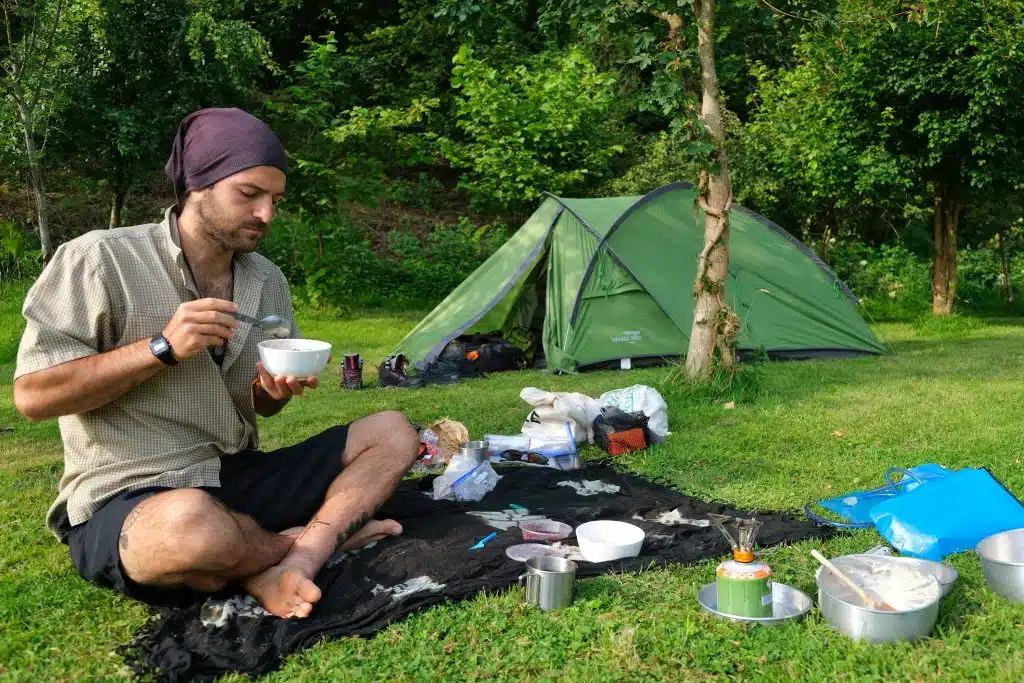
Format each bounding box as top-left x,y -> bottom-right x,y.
150,334 -> 178,366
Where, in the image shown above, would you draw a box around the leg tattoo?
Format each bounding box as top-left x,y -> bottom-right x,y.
335,512 -> 371,552
119,502 -> 146,551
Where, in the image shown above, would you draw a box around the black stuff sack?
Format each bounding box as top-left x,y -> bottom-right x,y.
441,333 -> 526,376
593,407 -> 653,456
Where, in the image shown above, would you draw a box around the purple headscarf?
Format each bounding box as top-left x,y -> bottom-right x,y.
164,107 -> 289,208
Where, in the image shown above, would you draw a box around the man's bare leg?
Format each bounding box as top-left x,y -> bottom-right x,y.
245,410 -> 419,618
118,488 -> 294,592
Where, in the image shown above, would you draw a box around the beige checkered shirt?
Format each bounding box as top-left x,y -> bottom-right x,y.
15,208 -> 300,537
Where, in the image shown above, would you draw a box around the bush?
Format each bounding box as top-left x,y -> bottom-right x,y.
830,242 -> 932,319
0,219 -> 43,283
956,246 -> 1013,313
259,210 -> 510,310
438,45 -> 627,212
599,130 -> 703,196
828,240 -> 1019,319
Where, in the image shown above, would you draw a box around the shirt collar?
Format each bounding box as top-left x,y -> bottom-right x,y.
160,206 -> 269,298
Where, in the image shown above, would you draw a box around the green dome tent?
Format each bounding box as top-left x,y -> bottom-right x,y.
392,182 -> 886,374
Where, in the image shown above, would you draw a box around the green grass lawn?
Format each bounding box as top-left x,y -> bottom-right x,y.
3,280 -> 1024,681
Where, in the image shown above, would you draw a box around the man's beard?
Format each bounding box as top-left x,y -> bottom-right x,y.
196,195 -> 267,254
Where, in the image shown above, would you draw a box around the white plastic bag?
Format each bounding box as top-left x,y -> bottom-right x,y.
598,385 -> 670,442
519,387 -> 600,443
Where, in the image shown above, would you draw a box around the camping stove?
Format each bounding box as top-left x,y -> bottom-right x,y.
710,513 -> 772,618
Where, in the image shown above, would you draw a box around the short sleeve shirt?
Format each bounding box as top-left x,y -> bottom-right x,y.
14,207 -> 300,536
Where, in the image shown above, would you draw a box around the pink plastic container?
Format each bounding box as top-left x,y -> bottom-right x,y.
519,520 -> 573,542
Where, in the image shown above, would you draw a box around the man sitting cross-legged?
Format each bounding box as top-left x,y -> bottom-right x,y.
12,107 -> 419,618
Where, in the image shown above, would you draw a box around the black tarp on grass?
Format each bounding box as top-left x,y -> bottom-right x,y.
120,463 -> 831,682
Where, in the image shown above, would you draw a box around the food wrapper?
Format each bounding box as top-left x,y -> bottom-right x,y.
427,418 -> 469,460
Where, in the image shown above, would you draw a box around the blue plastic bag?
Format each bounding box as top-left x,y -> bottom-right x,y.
807,464 -> 953,528
869,467 -> 1024,561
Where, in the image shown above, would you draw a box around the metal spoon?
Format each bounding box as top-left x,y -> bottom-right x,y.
234,312 -> 291,339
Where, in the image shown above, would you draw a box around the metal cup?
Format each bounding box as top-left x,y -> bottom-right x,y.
517,555 -> 577,610
460,440 -> 490,464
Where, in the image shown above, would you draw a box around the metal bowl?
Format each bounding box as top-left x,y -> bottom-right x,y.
697,581 -> 813,625
977,528 -> 1024,602
818,555 -> 958,598
817,555 -> 941,643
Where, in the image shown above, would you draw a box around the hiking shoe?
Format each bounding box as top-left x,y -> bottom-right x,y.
377,354 -> 423,389
341,353 -> 364,390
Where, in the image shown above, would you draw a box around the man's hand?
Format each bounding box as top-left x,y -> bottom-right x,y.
255,361 -> 320,400
252,355 -> 330,418
162,298 -> 240,361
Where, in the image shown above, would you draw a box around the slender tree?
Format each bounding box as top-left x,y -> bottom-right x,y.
0,0 -> 71,260
685,0 -> 737,378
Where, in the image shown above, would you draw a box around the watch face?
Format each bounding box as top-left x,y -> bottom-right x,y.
153,337 -> 169,354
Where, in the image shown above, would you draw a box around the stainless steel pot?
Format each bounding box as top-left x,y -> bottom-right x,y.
817,555 -> 941,643
977,528 -> 1024,602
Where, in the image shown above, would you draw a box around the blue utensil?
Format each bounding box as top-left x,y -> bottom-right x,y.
470,532 -> 498,550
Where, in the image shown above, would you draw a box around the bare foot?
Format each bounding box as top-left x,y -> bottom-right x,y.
340,518 -> 403,551
245,565 -> 322,618
246,520 -> 401,618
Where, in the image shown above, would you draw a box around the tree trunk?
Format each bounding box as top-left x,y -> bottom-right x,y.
32,174 -> 52,262
998,231 -> 1015,304
820,200 -> 837,264
931,186 -> 959,315
12,95 -> 53,261
109,185 -> 126,229
685,0 -> 735,379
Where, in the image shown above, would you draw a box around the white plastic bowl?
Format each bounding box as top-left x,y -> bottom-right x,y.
258,339 -> 332,378
575,520 -> 645,562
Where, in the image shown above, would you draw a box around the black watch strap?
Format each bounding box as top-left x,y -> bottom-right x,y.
150,334 -> 178,366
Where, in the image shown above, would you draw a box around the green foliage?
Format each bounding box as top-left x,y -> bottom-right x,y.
258,210 -> 509,309
438,45 -> 627,211
738,0 -> 1024,310
57,0 -> 275,210
0,219 -> 41,281
746,0 -> 1024,201
828,239 -> 1022,319
830,242 -> 934,319
434,0 -> 543,45
601,116 -> 744,196
0,0 -> 81,160
267,32 -> 439,214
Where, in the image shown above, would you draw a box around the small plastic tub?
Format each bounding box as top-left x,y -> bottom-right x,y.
506,543 -> 564,562
519,520 -> 573,542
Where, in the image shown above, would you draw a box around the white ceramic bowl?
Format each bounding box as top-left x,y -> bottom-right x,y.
575,520 -> 645,562
258,339 -> 332,378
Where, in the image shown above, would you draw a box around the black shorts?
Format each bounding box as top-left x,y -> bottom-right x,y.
58,425 -> 349,608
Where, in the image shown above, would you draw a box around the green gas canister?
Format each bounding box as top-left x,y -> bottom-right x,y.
709,514 -> 772,618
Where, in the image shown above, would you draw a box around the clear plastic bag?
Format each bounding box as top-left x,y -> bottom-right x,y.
452,461 -> 502,502
432,454 -> 502,501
